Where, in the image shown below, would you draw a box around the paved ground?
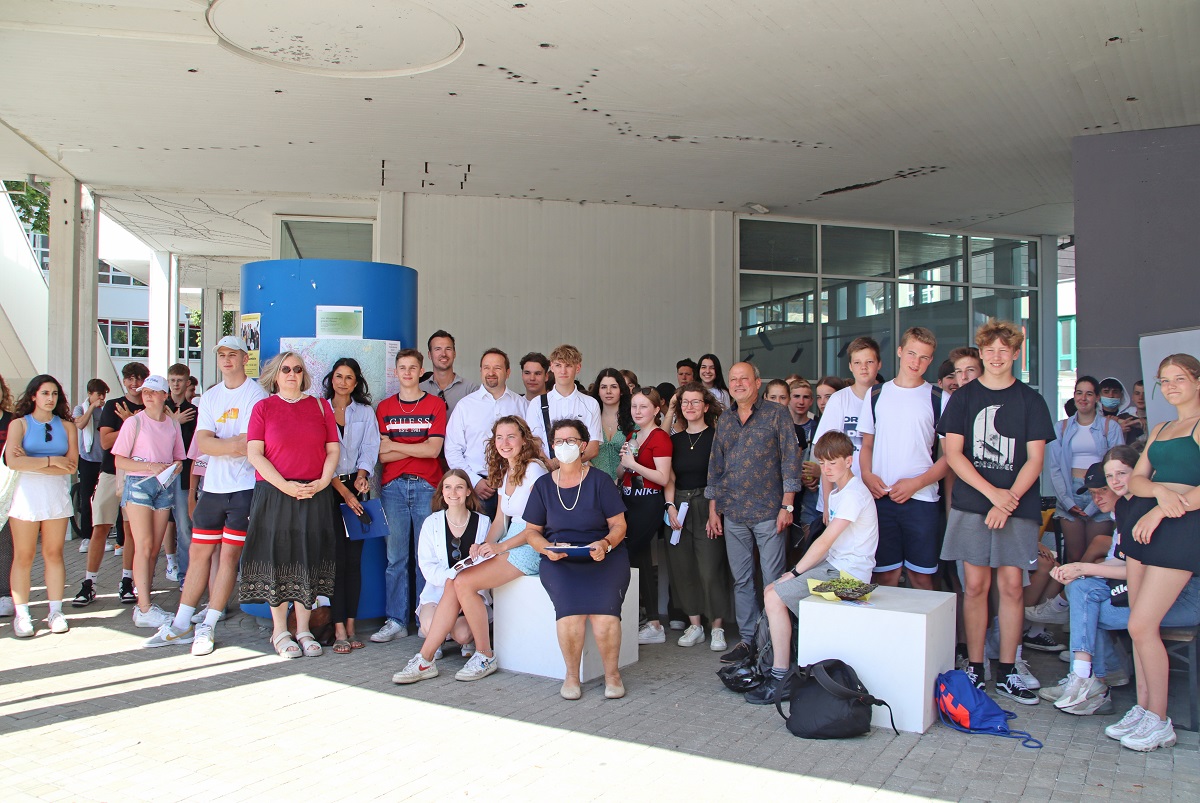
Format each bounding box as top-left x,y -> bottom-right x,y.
1,542 -> 1198,802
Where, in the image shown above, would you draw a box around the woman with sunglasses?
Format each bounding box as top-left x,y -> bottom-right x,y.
241,352 -> 340,659
321,358 -> 380,654
4,374 -> 78,637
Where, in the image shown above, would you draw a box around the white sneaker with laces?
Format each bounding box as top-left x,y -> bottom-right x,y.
1106,705 -> 1147,740
1038,674 -> 1072,703
165,566 -> 179,582
1120,710 -> 1176,751
669,620 -> 686,631
1014,658 -> 1041,690
638,622 -> 666,644
371,618 -> 408,643
191,622 -> 215,656
190,605 -> 226,624
0,596 -> 13,617
461,642 -> 476,658
434,647 -> 443,660
45,611 -> 69,634
1024,598 -> 1069,625
393,653 -> 438,684
455,651 -> 499,681
1063,685 -> 1112,716
1055,674 -> 1105,710
142,623 -> 194,648
114,546 -> 124,556
677,624 -> 705,647
13,615 -> 35,638
997,671 -> 1038,705
104,542 -> 113,552
78,540 -> 90,553
133,605 -> 173,629
710,627 -> 727,652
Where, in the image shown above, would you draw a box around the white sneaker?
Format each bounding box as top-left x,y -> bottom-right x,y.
1059,648 -> 1071,663
393,653 -> 438,684
434,647 -> 443,660
1014,658 -> 1041,690
78,540 -> 90,553
1039,675 -> 1071,703
104,542 -> 114,552
142,623 -> 194,648
677,624 -> 705,647
638,622 -> 666,644
461,642 -> 476,658
669,619 -> 686,631
45,611 -> 69,634
190,605 -> 226,624
710,627 -> 727,651
165,566 -> 179,582
1120,711 -> 1177,751
455,651 -> 499,681
132,605 -> 173,629
1055,674 -> 1105,710
114,546 -> 124,556
13,615 -> 35,638
1103,667 -> 1130,687
1106,705 -> 1147,740
191,623 -> 215,656
1024,598 -> 1069,625
0,596 -> 13,617
1063,685 -> 1112,716
371,618 -> 408,643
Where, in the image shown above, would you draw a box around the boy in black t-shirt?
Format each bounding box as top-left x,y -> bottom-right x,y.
938,321 -> 1055,704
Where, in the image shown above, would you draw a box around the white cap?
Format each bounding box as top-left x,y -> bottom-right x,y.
214,335 -> 249,353
135,375 -> 170,394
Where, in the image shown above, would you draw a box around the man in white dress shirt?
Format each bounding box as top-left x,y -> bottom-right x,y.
444,348 -> 526,517
526,344 -> 602,469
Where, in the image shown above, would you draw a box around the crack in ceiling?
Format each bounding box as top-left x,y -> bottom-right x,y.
102,194 -> 271,252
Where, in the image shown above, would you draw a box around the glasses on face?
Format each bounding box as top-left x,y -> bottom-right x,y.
44,422 -> 52,442
552,437 -> 584,447
279,365 -> 304,375
679,399 -> 704,407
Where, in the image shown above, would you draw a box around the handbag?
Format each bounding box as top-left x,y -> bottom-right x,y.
774,659 -> 897,739
0,439 -> 19,530
339,497 -> 388,540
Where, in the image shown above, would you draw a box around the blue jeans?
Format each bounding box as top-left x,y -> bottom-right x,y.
121,474 -> 177,510
380,475 -> 435,626
724,516 -> 787,638
1067,575 -> 1200,676
173,479 -> 192,584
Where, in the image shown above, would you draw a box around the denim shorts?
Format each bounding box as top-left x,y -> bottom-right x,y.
121,474 -> 176,511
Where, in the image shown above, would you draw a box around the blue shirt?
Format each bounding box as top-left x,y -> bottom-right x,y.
21,414 -> 69,458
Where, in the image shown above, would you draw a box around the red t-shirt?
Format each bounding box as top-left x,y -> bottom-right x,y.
622,427 -> 674,492
247,395 -> 338,482
376,392 -> 447,488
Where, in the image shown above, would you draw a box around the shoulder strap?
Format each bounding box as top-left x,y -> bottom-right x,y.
869,384 -> 883,422
128,413 -> 144,455
930,385 -> 943,428
1060,419 -> 1068,439
540,393 -> 552,439
1102,415 -> 1110,436
774,665 -> 803,722
810,661 -> 899,735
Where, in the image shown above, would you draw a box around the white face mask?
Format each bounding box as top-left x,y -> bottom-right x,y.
554,441 -> 582,464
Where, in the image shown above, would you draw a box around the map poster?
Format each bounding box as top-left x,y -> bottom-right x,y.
280,337 -> 402,401
240,313 -> 261,377
315,305 -> 364,339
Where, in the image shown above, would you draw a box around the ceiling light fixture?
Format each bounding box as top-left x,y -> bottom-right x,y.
746,203 -> 770,215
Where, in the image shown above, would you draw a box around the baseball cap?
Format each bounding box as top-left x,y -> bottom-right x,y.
135,375 -> 170,394
1075,462 -> 1107,494
214,335 -> 249,353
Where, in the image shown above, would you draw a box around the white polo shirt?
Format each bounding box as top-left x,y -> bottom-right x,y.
444,385 -> 527,479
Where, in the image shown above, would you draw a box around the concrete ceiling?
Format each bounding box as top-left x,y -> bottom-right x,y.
2,0 -> 1197,288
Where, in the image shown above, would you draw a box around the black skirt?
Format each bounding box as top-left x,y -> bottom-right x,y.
539,544 -> 631,619
1121,496 -> 1200,574
240,481 -> 338,607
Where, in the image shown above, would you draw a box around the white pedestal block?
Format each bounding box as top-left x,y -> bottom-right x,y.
795,586 -> 956,733
492,570 -> 639,682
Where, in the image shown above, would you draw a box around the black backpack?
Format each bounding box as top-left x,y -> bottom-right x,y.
774,659 -> 897,739
716,612 -> 782,692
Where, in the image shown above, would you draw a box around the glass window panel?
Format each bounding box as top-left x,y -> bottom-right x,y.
820,279 -> 895,377
820,225 -> 894,277
898,283 -> 968,382
970,237 -> 1036,287
738,274 -> 817,380
899,231 -> 963,282
279,220 -> 374,261
972,287 -> 1038,383
738,220 -> 816,274
110,324 -> 128,346
131,324 -> 149,348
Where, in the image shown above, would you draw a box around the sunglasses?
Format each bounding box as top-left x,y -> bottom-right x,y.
279,365 -> 305,375
450,536 -> 463,563
44,422 -> 52,442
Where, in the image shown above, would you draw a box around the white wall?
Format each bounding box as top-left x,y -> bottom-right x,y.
397,194 -> 735,388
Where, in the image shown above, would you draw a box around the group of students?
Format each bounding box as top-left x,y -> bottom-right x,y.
2,321 -> 1199,750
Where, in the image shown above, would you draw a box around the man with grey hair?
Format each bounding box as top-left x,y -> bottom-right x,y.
706,360 -> 802,663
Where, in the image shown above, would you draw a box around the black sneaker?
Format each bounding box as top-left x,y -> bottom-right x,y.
119,577 -> 137,604
1023,630 -> 1064,652
744,675 -> 782,705
964,664 -> 985,691
72,579 -> 96,608
720,641 -> 752,664
997,672 -> 1039,705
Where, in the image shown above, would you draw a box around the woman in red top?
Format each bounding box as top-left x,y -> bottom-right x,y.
620,387 -> 674,645
242,352 -> 340,658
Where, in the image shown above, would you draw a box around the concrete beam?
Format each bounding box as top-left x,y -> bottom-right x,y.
199,287 -> 223,389
147,250 -> 178,375
47,178 -> 98,402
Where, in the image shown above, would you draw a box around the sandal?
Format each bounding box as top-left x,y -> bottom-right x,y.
333,639 -> 352,654
272,631 -> 301,659
296,631 -> 324,657
349,639 -> 365,650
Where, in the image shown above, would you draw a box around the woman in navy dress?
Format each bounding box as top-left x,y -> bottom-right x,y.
524,418 -> 629,701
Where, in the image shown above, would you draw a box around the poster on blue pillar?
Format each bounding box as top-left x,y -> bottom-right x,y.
241,313 -> 261,377
280,337 -> 402,401
315,305 -> 364,339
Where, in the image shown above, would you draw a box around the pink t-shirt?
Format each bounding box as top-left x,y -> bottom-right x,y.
247,395 -> 338,482
111,411 -> 187,476
186,435 -> 208,477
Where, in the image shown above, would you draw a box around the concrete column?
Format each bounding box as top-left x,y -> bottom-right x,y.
47,178 -> 99,403
1037,235 -> 1058,397
375,191 -> 403,264
147,250 -> 178,375
200,287 -> 223,388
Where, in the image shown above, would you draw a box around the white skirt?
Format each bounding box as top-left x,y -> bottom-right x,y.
8,472 -> 72,522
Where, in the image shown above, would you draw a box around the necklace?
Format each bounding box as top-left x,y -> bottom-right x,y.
555,467 -> 587,511
685,427 -> 707,450
277,393 -> 305,404
445,511 -> 470,529
397,393 -> 423,414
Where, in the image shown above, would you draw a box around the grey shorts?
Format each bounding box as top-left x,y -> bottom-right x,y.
773,561 -> 838,610
941,509 -> 1039,571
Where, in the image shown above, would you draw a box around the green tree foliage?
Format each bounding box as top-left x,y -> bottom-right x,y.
3,181 -> 49,234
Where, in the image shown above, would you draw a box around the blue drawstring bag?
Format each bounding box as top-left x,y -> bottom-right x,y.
935,670 -> 1042,748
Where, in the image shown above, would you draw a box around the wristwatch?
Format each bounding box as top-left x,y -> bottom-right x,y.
789,567 -> 801,578
781,504 -> 794,513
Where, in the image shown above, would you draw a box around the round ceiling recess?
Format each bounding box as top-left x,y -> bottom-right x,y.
206,0 -> 464,78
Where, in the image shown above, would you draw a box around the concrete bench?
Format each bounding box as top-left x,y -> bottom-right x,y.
795,585 -> 957,733
492,570 -> 639,682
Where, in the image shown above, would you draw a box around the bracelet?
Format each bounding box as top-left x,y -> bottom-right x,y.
666,502 -> 676,509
